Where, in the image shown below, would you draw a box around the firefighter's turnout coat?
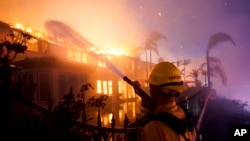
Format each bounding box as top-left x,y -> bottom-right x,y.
141,101 -> 194,141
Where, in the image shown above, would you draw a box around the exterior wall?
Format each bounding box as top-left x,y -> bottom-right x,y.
14,67 -> 89,109
12,35 -> 93,109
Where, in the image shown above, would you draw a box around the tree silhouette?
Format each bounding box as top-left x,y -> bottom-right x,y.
0,30 -> 31,86
206,32 -> 235,91
187,69 -> 201,87
0,29 -> 31,139
85,95 -> 108,111
177,59 -> 191,81
196,33 -> 235,140
140,30 -> 166,78
200,57 -> 227,87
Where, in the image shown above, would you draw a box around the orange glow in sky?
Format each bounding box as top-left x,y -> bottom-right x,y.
1,0 -> 250,101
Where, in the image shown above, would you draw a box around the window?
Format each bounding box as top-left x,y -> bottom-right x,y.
108,81 -> 112,94
96,80 -> 113,95
98,58 -> 106,67
67,50 -> 88,63
75,51 -> 82,62
38,72 -> 52,102
58,73 -> 68,100
127,86 -> 135,98
15,73 -> 36,100
82,53 -> 87,63
67,50 -> 74,59
97,80 -> 102,93
98,60 -> 104,67
103,81 -> 108,94
118,81 -> 122,93
69,75 -> 77,91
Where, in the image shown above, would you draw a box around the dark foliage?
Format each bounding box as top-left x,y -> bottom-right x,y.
0,30 -> 30,86
200,97 -> 250,141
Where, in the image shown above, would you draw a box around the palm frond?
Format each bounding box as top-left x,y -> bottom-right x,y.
151,47 -> 159,56
182,59 -> 191,66
208,56 -> 227,85
187,69 -> 200,79
207,32 -> 235,51
144,31 -> 166,52
200,63 -> 207,70
149,30 -> 167,41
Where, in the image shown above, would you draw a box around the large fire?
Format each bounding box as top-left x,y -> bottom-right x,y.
96,47 -> 129,56
9,22 -> 132,57
11,23 -> 45,38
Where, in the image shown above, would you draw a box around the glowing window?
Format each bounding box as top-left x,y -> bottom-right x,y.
67,50 -> 74,60
97,80 -> 102,93
96,80 -> 113,95
103,81 -> 108,94
123,84 -> 128,98
103,116 -> 108,127
118,81 -> 122,93
98,59 -> 106,67
103,61 -> 106,67
108,81 -> 112,95
132,88 -> 135,98
82,53 -> 87,63
75,52 -> 81,62
128,86 -> 135,98
98,61 -> 103,67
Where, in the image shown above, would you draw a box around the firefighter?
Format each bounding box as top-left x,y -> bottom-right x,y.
140,62 -> 194,141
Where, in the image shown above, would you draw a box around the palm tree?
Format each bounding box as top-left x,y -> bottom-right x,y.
206,32 -> 235,91
201,56 -> 229,88
187,69 -> 200,87
180,59 -> 191,81
195,33 -> 235,141
144,30 -> 166,72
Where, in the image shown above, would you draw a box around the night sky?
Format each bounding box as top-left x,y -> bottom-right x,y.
1,0 -> 250,102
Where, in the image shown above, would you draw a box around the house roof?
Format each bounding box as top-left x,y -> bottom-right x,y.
0,21 -> 12,38
13,56 -> 97,73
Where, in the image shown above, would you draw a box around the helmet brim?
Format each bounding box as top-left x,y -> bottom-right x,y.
161,85 -> 187,93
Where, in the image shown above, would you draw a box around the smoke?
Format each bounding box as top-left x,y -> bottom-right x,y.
209,41 -> 250,102
1,0 -> 250,102
0,0 -> 146,49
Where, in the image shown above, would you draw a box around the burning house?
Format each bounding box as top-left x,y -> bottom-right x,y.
0,21 -> 148,113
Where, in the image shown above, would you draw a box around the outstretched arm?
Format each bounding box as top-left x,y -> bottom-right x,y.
123,76 -> 154,111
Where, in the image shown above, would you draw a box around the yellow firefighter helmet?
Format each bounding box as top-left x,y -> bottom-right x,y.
148,62 -> 186,93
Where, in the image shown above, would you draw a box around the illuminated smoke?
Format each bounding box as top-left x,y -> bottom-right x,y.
45,20 -> 125,78
0,0 -> 249,102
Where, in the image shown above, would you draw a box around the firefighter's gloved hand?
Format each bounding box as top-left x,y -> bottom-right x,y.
132,80 -> 154,111
132,80 -> 141,94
